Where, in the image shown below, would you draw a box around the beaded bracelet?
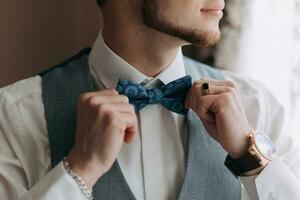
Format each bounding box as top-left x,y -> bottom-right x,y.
63,157 -> 94,200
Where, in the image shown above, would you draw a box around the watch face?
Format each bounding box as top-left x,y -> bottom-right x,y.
254,131 -> 276,159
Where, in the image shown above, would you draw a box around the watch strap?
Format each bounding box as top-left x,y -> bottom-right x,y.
224,152 -> 262,178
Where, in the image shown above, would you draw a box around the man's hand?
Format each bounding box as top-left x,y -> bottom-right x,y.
185,79 -> 252,159
67,89 -> 138,188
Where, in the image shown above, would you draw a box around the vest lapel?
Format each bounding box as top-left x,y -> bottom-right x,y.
178,57 -> 241,200
40,49 -> 136,200
178,110 -> 241,200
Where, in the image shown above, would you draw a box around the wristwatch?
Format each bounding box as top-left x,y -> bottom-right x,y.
224,130 -> 276,178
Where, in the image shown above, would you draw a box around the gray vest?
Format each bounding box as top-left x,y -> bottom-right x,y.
39,48 -> 241,200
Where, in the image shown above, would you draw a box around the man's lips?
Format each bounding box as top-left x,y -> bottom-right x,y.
201,3 -> 225,12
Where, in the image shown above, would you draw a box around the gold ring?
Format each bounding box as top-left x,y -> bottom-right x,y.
202,82 -> 210,95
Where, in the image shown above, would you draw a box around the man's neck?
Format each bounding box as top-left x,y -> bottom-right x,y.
101,6 -> 184,77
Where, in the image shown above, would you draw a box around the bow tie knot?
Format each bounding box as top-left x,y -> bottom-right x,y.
116,75 -> 192,115
148,88 -> 163,104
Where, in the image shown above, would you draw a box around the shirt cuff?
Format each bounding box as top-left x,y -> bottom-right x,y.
21,161 -> 88,200
240,156 -> 300,200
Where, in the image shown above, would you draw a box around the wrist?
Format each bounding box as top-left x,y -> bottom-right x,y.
228,144 -> 248,159
224,130 -> 275,178
63,157 -> 94,199
67,150 -> 107,188
228,133 -> 250,159
243,165 -> 266,176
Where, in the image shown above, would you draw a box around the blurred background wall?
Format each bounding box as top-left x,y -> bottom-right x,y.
0,0 -> 101,87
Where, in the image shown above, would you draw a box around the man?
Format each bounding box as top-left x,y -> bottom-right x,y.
0,0 -> 299,199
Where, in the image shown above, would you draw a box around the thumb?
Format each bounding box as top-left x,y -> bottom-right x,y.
124,127 -> 138,144
123,115 -> 138,144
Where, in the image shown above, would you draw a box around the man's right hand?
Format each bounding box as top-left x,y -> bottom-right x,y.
67,89 -> 138,188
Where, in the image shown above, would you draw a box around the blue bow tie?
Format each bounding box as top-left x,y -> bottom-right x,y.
116,75 -> 192,115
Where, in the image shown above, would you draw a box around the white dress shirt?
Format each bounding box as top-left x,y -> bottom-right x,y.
89,34 -> 187,200
0,32 -> 300,200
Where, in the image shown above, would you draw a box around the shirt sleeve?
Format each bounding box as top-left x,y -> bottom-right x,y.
0,90 -> 88,200
224,71 -> 300,200
20,162 -> 88,200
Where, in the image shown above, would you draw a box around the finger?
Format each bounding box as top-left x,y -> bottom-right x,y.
79,89 -> 119,100
86,95 -> 130,107
197,84 -> 234,95
118,113 -> 138,144
186,83 -> 210,108
186,84 -> 234,108
190,94 -> 218,122
193,79 -> 236,88
99,103 -> 135,114
124,128 -> 137,144
192,92 -> 237,119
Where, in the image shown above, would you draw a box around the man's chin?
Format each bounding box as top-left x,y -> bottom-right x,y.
145,18 -> 221,48
143,14 -> 221,48
172,28 -> 221,48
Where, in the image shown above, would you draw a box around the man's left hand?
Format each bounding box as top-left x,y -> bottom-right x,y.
185,79 -> 252,159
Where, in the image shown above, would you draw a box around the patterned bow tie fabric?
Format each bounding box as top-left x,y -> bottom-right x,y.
116,75 -> 192,115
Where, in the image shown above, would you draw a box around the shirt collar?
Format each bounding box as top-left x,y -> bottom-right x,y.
89,33 -> 186,89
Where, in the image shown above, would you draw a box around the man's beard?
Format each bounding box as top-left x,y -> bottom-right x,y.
141,0 -> 221,48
